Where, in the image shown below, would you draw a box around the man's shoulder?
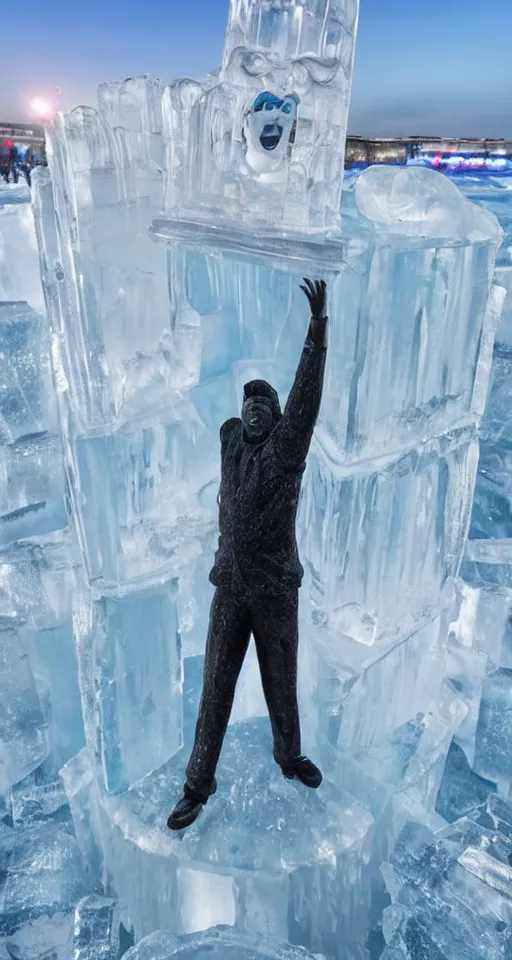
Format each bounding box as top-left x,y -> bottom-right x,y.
220,417 -> 241,440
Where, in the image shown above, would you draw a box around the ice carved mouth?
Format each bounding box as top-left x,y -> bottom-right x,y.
260,124 -> 283,151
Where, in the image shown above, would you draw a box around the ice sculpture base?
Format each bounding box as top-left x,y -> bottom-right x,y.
78,718 -> 373,957
150,214 -> 345,276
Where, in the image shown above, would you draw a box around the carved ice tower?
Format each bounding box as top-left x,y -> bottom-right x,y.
158,0 -> 359,236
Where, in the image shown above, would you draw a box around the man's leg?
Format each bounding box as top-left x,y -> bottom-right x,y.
250,590 -> 301,767
185,586 -> 252,798
251,590 -> 322,788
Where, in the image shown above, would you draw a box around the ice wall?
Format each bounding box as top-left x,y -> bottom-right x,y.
16,1 -> 508,958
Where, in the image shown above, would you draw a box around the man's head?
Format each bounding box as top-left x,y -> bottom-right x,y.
242,379 -> 281,443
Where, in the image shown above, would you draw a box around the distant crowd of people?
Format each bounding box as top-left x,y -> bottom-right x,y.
1,145 -> 40,188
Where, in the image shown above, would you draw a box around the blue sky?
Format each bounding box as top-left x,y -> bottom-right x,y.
2,0 -> 511,137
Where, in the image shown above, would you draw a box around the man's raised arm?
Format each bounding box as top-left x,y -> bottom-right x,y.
274,279 -> 328,467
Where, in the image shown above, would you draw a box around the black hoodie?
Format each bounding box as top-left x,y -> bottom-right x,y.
210,318 -> 327,596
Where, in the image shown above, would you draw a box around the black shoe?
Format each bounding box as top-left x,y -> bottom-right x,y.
167,779 -> 217,831
280,756 -> 322,789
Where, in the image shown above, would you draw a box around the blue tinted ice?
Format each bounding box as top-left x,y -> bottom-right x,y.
0,0 -> 509,954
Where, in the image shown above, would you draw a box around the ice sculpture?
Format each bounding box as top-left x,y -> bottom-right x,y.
0,0 -> 506,956
161,0 -> 359,233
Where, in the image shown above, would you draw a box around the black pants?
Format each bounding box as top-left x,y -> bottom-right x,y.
185,585 -> 301,797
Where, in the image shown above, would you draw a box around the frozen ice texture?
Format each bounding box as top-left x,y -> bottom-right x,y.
0,301 -> 55,444
74,576 -> 182,795
301,426 -> 477,644
473,668 -> 512,786
381,796 -> 512,960
27,8 -> 509,955
34,101 -> 171,433
71,894 -> 119,960
88,718 -> 372,957
435,740 -> 496,823
0,188 -> 45,312
470,345 -> 512,541
0,301 -> 66,546
0,531 -> 83,774
124,926 -> 316,959
0,619 -> 48,793
0,819 -> 88,938
59,748 -> 102,881
163,0 -> 359,232
312,612 -> 449,751
72,400 -> 217,585
354,166 -> 501,240
0,913 -> 73,960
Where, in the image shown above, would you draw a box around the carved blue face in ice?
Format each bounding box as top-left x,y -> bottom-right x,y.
248,91 -> 298,153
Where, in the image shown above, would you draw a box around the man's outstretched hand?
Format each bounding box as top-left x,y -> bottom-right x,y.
300,278 -> 327,321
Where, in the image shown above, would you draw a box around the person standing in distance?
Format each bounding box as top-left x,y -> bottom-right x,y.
168,279 -> 329,830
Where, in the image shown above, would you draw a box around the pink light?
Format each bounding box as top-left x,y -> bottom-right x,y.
30,98 -> 53,119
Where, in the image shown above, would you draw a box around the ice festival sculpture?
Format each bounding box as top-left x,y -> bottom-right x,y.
0,0 -> 510,957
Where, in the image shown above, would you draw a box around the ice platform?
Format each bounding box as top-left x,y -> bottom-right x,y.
75,718 -> 374,958
149,215 -> 345,276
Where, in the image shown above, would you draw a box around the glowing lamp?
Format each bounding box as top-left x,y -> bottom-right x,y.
30,98 -> 53,119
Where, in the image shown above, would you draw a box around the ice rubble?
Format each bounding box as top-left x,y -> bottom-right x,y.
0,0 -> 511,957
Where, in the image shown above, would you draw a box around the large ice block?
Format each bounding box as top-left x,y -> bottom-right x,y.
124,927 -> 317,960
90,718 -> 373,957
155,168 -> 503,467
0,301 -> 56,443
74,576 -> 182,795
162,0 -> 359,232
435,740 -> 497,823
72,399 -> 218,585
0,819 -> 88,938
0,531 -> 84,773
0,431 -> 67,547
473,668 -> 512,788
301,426 -> 477,644
0,188 -> 45,311
312,612 -> 449,751
35,84 -> 173,432
470,344 -> 512,540
381,796 -> 512,960
72,894 -> 120,960
0,618 -> 48,793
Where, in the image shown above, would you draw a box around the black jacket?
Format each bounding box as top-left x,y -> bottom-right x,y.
210,318 -> 327,596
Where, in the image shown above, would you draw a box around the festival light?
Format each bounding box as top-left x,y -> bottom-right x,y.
30,98 -> 54,119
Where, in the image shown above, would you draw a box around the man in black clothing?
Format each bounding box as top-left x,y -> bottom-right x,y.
168,278 -> 328,831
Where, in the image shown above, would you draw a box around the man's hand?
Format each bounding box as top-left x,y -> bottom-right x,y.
300,278 -> 327,321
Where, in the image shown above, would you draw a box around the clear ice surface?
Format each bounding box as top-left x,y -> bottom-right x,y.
1,0 -> 511,954
124,926 -> 316,959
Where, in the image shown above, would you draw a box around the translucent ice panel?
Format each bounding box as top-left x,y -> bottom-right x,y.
76,577 -> 182,794
72,894 -> 119,960
0,529 -> 78,630
35,115 -> 172,430
0,820 -> 87,937
470,345 -> 512,540
124,927 -> 317,960
0,431 -> 67,547
72,401 -> 218,584
0,620 -> 48,793
473,668 -> 512,786
0,301 -> 55,443
320,182 -> 502,459
0,190 -> 45,311
382,800 -> 512,960
301,426 -> 477,645
312,612 -> 448,750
